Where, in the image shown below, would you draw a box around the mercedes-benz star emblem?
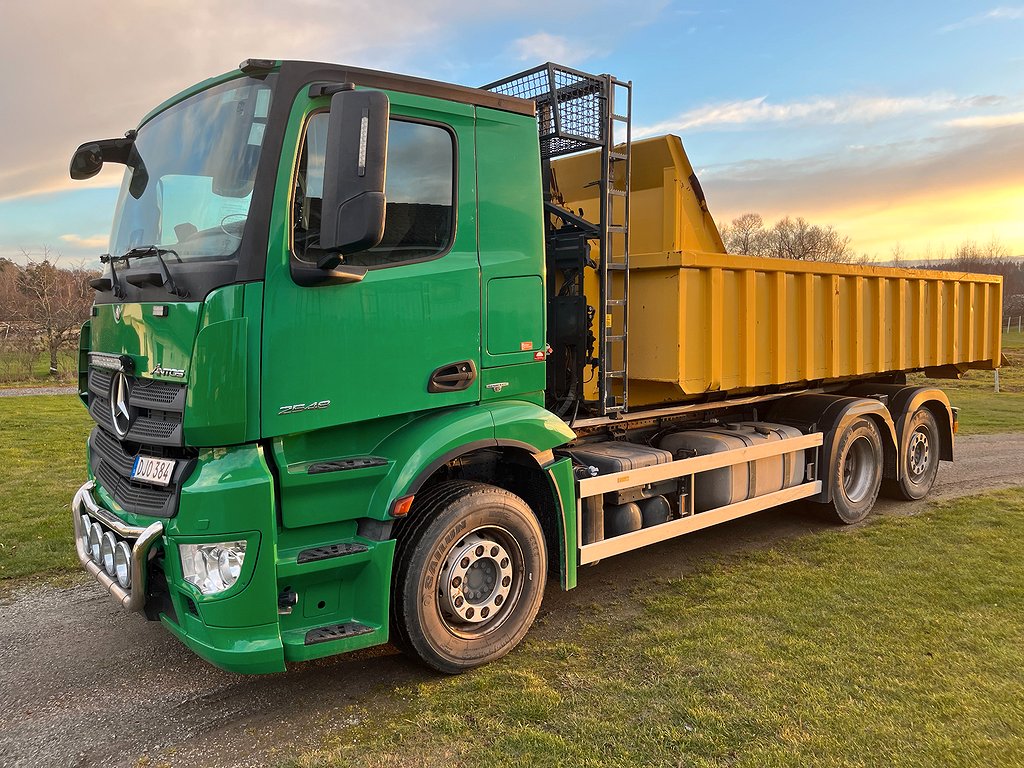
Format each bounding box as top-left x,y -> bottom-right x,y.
109,371 -> 132,439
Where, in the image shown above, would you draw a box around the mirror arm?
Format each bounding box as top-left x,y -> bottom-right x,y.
308,81 -> 356,98
290,259 -> 367,287
70,132 -> 149,198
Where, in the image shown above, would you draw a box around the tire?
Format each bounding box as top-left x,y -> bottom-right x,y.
391,480 -> 547,674
823,417 -> 883,524
883,408 -> 941,501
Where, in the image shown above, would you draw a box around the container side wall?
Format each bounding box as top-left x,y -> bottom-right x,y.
628,251 -> 1003,406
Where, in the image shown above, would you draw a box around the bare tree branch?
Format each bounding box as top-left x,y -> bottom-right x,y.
2,247 -> 97,376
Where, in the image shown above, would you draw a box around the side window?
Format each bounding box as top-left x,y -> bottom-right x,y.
293,114 -> 455,268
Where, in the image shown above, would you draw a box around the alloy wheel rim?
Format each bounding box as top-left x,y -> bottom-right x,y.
908,429 -> 930,478
436,525 -> 524,639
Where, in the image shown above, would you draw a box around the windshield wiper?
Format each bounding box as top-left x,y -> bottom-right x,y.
115,246 -> 189,298
91,253 -> 127,299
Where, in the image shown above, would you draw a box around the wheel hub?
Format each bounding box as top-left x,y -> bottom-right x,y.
908,430 -> 930,477
441,532 -> 514,624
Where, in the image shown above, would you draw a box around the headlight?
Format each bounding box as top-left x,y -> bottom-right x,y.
100,532 -> 117,575
114,541 -> 132,588
88,523 -> 103,563
179,541 -> 247,595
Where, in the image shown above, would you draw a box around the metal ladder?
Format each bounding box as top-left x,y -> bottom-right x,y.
481,63 -> 634,417
598,76 -> 632,415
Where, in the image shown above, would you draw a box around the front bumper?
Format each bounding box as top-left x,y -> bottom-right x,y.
72,480 -> 164,611
72,444 -> 289,674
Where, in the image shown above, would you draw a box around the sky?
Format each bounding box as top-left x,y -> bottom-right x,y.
1,0 -> 1022,265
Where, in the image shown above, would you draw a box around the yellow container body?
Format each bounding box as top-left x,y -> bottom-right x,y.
551,136 -> 1004,407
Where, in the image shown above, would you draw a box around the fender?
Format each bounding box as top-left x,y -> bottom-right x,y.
768,394 -> 898,503
845,384 -> 954,462
544,456 -> 578,590
370,399 -> 576,518
369,400 -> 578,589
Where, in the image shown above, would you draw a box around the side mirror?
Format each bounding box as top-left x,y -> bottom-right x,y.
70,144 -> 104,180
318,87 -> 389,267
69,135 -> 150,199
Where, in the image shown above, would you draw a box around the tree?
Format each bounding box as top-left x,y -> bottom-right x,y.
0,257 -> 19,321
720,213 -> 767,256
890,242 -> 906,266
7,248 -> 95,376
1005,294 -> 1024,319
720,212 -> 855,263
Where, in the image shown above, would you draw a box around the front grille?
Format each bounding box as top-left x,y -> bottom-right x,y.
86,363 -> 194,518
133,378 -> 186,409
89,426 -> 195,518
87,366 -> 185,447
91,426 -> 135,476
89,367 -> 114,395
126,416 -> 180,442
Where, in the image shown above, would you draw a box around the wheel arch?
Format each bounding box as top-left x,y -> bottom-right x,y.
904,391 -> 954,462
373,401 -> 578,589
844,384 -> 954,462
768,393 -> 899,503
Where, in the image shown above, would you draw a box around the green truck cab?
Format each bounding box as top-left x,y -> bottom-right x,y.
72,60 -> 579,674
70,59 -> 989,674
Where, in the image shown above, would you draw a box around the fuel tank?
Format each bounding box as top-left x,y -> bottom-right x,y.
658,422 -> 805,513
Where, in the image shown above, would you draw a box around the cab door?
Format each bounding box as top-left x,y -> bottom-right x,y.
261,90 -> 480,435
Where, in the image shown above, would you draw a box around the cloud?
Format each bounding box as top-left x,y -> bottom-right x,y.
511,32 -> 595,64
1,0 -> 667,205
946,111 -> 1024,129
940,5 -> 1024,32
59,233 -> 108,249
0,0 -> 541,204
699,125 -> 1024,256
635,93 -> 1000,136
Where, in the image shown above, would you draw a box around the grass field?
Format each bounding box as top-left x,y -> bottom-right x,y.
1001,328 -> 1024,350
908,329 -> 1024,434
0,395 -> 93,581
0,331 -> 1021,584
292,489 -> 1024,768
0,348 -> 77,386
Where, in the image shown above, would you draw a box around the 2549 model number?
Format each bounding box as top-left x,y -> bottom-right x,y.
278,400 -> 331,415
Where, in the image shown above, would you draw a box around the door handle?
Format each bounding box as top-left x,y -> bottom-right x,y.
428,360 -> 478,393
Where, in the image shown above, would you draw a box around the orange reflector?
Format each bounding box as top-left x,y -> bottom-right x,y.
391,494 -> 415,517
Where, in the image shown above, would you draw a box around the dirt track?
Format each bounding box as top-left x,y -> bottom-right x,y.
0,386 -> 77,397
1,432 -> 1021,768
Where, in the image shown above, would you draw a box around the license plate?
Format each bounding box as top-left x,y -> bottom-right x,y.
131,455 -> 176,487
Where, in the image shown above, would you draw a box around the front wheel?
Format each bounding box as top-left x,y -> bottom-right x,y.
391,481 -> 547,674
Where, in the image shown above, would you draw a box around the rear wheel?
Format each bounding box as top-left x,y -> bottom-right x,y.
884,408 -> 940,500
824,417 -> 883,524
391,481 -> 547,674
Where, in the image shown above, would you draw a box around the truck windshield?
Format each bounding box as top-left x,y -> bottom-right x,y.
108,76 -> 275,263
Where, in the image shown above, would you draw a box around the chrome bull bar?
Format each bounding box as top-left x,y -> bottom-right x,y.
72,480 -> 164,611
